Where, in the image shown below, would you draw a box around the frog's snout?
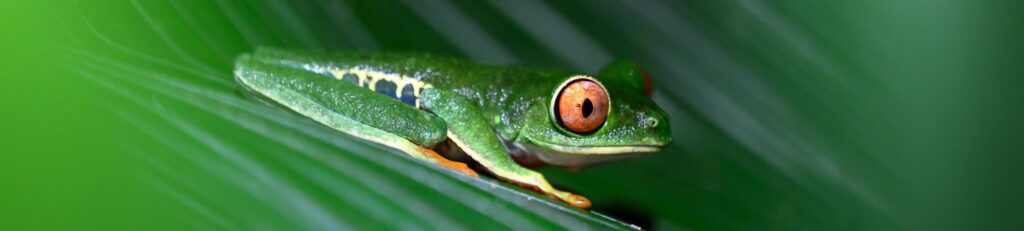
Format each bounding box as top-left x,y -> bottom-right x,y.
637,111 -> 671,147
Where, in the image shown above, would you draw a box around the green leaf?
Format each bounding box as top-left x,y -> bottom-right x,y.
12,0 -> 1020,230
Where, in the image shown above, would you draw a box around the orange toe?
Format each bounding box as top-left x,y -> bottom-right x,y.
566,194 -> 591,209
510,181 -> 591,209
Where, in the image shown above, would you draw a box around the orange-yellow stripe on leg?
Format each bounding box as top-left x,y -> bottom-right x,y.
415,146 -> 478,177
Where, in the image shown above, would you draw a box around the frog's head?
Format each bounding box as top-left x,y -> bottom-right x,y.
515,60 -> 672,168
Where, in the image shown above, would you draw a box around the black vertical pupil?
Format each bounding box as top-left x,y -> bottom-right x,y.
582,98 -> 594,118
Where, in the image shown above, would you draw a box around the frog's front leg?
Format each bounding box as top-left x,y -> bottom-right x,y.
420,89 -> 591,209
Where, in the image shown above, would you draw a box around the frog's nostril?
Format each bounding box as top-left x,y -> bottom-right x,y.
645,116 -> 659,128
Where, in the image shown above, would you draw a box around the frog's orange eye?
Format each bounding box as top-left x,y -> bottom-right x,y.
555,79 -> 609,133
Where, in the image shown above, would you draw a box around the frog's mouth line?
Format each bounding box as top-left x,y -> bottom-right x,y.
546,144 -> 662,154
513,139 -> 662,168
528,139 -> 663,155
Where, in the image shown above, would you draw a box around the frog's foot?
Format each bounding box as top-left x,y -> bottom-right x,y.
416,146 -> 478,177
509,174 -> 591,209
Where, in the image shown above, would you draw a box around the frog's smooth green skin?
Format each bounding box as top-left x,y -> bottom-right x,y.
234,48 -> 672,209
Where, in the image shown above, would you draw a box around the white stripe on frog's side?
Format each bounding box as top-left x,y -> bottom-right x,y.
328,68 -> 434,108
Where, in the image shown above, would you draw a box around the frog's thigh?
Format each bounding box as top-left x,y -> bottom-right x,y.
237,55 -> 447,146
420,89 -> 591,209
235,60 -> 475,176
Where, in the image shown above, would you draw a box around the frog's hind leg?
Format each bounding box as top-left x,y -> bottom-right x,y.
235,56 -> 477,176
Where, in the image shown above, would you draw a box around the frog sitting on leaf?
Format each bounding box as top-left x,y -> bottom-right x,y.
235,48 -> 671,209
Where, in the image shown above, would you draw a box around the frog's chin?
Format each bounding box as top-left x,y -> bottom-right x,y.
507,138 -> 662,168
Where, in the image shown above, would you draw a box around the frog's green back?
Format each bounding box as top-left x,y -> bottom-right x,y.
245,48 -> 573,138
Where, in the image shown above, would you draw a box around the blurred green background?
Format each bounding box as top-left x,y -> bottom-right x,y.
2,0 -> 1022,230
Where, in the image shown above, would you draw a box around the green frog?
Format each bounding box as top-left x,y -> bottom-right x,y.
234,48 -> 671,209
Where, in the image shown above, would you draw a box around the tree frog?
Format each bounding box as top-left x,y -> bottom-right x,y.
234,48 -> 671,209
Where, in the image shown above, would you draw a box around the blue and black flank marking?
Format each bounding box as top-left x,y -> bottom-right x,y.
320,68 -> 433,108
